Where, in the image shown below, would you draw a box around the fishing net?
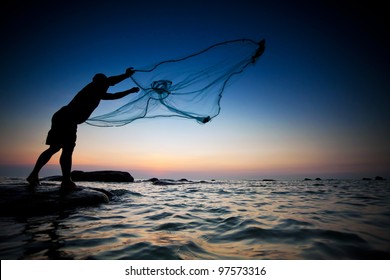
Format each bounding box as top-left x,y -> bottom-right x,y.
86,38 -> 265,127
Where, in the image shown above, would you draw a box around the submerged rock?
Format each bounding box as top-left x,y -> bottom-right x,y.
0,183 -> 110,216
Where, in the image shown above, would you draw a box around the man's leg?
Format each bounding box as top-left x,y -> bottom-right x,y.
60,144 -> 77,189
27,145 -> 61,186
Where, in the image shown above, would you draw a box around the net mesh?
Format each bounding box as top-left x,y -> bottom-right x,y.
86,38 -> 265,127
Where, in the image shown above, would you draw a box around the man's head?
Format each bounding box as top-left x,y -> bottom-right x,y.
93,73 -> 108,83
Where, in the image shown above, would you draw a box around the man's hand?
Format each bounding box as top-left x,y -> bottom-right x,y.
126,67 -> 135,76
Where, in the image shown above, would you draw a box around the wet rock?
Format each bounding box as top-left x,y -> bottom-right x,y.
0,183 -> 110,216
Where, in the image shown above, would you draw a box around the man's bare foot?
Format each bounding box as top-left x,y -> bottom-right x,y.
61,180 -> 79,190
26,175 -> 40,187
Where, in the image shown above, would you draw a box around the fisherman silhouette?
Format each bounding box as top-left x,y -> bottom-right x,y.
27,68 -> 139,189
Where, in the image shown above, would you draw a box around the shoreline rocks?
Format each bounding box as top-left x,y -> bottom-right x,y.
362,176 -> 386,181
45,170 -> 134,183
0,183 -> 110,216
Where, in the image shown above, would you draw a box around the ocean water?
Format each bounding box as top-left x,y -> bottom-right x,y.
0,178 -> 389,260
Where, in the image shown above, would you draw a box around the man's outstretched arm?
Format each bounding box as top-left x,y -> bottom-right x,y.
106,68 -> 135,86
102,87 -> 140,100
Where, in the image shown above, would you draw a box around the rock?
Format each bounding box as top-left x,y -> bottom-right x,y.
152,179 -> 176,186
375,176 -> 385,181
178,178 -> 190,182
315,178 -> 322,181
146,177 -> 159,183
0,183 -> 110,216
362,177 -> 372,181
45,170 -> 134,182
152,178 -> 196,185
71,170 -> 134,182
304,178 -> 312,181
262,179 -> 275,182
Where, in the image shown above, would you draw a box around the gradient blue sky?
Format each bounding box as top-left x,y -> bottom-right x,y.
1,0 -> 389,179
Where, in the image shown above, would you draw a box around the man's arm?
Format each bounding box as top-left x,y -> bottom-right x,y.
106,68 -> 136,86
102,87 -> 140,100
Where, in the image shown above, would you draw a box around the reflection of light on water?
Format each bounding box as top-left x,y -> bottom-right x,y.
1,179 -> 389,259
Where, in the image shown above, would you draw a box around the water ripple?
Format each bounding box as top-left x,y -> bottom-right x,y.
1,179 -> 389,259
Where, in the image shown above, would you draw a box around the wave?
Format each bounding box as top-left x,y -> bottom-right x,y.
1,179 -> 389,260
153,221 -> 201,231
92,242 -> 181,260
146,211 -> 174,221
302,241 -> 390,260
207,226 -> 368,245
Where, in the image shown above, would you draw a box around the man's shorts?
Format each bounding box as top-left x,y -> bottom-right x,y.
46,106 -> 77,147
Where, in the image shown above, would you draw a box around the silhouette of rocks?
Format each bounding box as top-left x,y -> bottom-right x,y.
362,176 -> 386,181
46,170 -> 134,182
146,177 -> 159,183
149,178 -> 205,185
0,183 -> 110,216
152,179 -> 177,186
71,170 -> 134,182
178,178 -> 190,182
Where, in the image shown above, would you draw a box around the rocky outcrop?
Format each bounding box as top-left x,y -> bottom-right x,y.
46,170 -> 134,183
362,176 -> 386,181
146,178 -> 211,186
152,179 -> 177,186
71,170 -> 134,182
0,183 -> 111,216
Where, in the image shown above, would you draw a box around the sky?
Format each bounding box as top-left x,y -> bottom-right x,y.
0,0 -> 389,180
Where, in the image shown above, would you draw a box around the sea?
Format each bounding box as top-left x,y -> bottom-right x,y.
0,177 -> 389,260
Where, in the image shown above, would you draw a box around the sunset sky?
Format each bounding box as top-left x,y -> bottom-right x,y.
1,0 -> 389,179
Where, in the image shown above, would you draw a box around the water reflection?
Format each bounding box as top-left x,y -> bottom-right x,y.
1,179 -> 389,259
